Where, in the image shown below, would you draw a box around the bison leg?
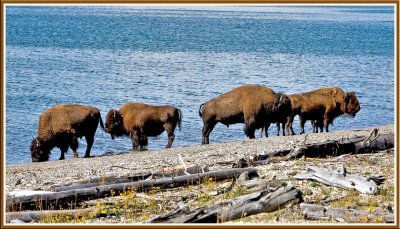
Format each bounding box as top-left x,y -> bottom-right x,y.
130,131 -> 140,151
202,121 -> 216,145
70,137 -> 79,158
285,116 -> 295,136
262,123 -> 269,138
258,127 -> 263,139
281,123 -> 286,136
311,120 -> 317,133
318,120 -> 324,133
164,123 -> 177,148
166,132 -> 175,148
323,118 -> 330,132
59,145 -> 69,160
84,135 -> 94,158
276,123 -> 281,136
299,116 -> 306,134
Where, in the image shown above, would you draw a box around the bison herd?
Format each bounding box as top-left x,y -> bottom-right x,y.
30,85 -> 360,162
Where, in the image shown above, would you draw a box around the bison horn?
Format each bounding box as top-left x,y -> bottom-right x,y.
113,110 -> 116,118
35,138 -> 40,147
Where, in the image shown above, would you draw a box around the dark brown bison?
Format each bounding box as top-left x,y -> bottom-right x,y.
259,115 -> 291,137
30,104 -> 104,162
286,87 -> 360,135
199,85 -> 292,144
104,102 -> 182,150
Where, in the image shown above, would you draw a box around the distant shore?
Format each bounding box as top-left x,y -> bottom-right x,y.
5,124 -> 395,194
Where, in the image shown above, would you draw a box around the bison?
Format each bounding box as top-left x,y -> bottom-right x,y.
104,102 -> 182,150
30,104 -> 104,162
199,85 -> 292,144
259,115 -> 291,137
286,87 -> 360,135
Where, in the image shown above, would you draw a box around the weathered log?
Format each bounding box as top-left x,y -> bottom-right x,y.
7,167 -> 258,212
146,182 -> 302,223
49,173 -> 152,192
5,207 -> 95,223
300,203 -> 394,223
50,165 -> 209,192
287,131 -> 394,159
294,165 -> 384,194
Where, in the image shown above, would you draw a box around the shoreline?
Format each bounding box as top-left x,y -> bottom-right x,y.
4,124 -> 396,224
5,124 -> 395,193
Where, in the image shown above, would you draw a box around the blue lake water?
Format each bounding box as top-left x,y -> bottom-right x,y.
5,5 -> 395,164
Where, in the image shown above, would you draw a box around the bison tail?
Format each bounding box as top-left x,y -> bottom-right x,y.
99,113 -> 105,130
177,109 -> 183,131
198,103 -> 205,118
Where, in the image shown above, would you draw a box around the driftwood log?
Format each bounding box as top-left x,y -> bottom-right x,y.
300,203 -> 394,223
231,130 -> 394,168
146,182 -> 302,223
287,131 -> 394,159
294,165 -> 385,194
7,167 -> 258,212
50,165 -> 209,192
5,207 -> 94,223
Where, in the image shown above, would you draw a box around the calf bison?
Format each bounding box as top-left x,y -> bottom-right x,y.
104,102 -> 182,150
199,85 -> 292,144
286,87 -> 360,135
30,104 -> 104,162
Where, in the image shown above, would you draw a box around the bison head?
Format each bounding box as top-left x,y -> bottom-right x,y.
139,135 -> 148,147
275,93 -> 292,113
105,109 -> 124,139
30,138 -> 50,162
270,93 -> 292,123
345,92 -> 361,117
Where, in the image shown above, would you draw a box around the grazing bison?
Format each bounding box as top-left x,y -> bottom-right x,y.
104,102 -> 182,150
199,85 -> 292,144
30,104 -> 104,162
286,87 -> 360,135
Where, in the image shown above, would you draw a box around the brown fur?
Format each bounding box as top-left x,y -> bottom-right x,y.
286,87 -> 360,135
30,104 -> 104,162
199,85 -> 292,144
105,102 -> 182,150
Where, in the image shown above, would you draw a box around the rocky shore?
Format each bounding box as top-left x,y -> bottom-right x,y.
5,124 -> 396,224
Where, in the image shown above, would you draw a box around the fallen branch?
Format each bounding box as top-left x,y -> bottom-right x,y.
294,165 -> 384,194
50,165 -> 209,192
146,182 -> 302,223
300,203 -> 394,223
6,207 -> 94,223
7,167 -> 257,212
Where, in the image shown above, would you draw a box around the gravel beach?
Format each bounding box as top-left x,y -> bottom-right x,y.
5,125 -> 395,193
4,124 -> 396,224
